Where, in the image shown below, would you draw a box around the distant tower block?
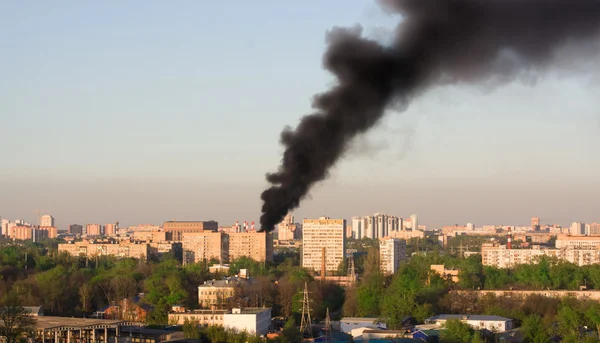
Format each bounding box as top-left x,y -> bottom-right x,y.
531,217 -> 541,231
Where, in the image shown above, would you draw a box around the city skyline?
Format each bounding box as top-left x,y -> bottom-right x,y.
2,1 -> 600,229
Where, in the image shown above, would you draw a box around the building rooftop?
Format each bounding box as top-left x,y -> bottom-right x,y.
27,316 -> 125,330
341,317 -> 381,322
198,277 -> 248,288
229,307 -> 270,315
427,314 -> 513,322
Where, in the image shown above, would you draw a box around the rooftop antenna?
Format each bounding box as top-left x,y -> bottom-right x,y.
299,282 -> 313,338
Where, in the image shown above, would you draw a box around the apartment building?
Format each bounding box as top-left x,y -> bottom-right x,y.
277,214 -> 301,241
168,307 -> 227,326
164,221 -> 218,241
133,230 -> 167,242
302,217 -> 346,273
228,231 -> 273,262
182,231 -> 228,264
85,224 -> 103,236
58,240 -> 150,260
40,214 -> 55,227
379,237 -> 406,275
481,243 -> 600,268
555,235 -> 600,249
69,224 -> 83,235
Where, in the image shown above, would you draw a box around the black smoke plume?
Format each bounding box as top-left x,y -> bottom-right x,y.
260,0 -> 600,231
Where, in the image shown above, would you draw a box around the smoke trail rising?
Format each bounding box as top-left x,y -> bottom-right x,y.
260,0 -> 600,231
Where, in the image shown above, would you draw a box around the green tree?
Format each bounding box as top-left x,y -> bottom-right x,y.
182,318 -> 202,339
585,303 -> 600,339
521,314 -> 551,343
0,294 -> 37,343
440,319 -> 474,343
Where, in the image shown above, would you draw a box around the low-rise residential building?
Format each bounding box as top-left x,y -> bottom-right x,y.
223,308 -> 272,336
430,265 -> 460,283
481,242 -> 600,268
133,230 -> 167,242
100,294 -> 153,322
168,308 -> 227,326
425,314 -> 514,332
340,317 -> 387,334
555,234 -> 600,249
58,240 -> 150,260
197,277 -> 248,309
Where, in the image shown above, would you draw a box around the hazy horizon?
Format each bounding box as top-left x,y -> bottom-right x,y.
2,1 -> 600,229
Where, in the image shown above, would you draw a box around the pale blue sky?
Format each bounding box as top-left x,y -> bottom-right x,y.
1,1 -> 599,229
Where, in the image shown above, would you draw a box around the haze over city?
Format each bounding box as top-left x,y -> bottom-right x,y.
2,1 -> 600,228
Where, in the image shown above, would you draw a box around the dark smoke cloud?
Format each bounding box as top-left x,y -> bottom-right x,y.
259,0 -> 600,231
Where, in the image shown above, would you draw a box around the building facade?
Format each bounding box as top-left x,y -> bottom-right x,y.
481,243 -> 600,268
86,224 -> 103,236
302,217 -> 346,273
69,224 -> 83,235
40,214 -> 55,227
164,221 -> 218,241
379,237 -> 406,275
197,278 -> 243,309
228,231 -> 273,262
182,232 -> 228,264
277,214 -> 301,241
58,241 -> 150,260
223,308 -> 272,336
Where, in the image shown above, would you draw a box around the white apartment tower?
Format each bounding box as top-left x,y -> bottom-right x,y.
380,237 -> 406,274
40,214 -> 55,227
410,214 -> 418,231
302,217 -> 346,274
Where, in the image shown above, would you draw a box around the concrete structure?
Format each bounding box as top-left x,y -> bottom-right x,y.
182,231 -> 228,264
69,224 -> 83,235
379,237 -> 406,275
164,221 -> 218,241
24,306 -> 44,316
27,316 -> 170,343
426,314 -> 514,332
197,277 -> 248,309
104,223 -> 117,236
223,308 -> 272,336
531,217 -> 541,230
277,214 -> 301,241
302,217 -> 346,273
40,214 -> 55,227
168,308 -> 227,326
86,224 -> 103,236
58,240 -> 150,260
452,289 -> 600,301
340,317 -> 386,334
148,242 -> 182,260
228,231 -> 273,262
556,234 -> 600,249
132,230 -> 167,242
430,265 -> 460,283
481,242 -> 600,268
38,226 -> 58,239
352,214 -> 403,239
570,222 -> 586,235
410,214 -> 418,231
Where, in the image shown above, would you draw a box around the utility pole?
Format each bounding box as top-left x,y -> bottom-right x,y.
299,282 -> 313,338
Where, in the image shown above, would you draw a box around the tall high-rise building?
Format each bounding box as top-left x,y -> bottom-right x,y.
277,214 -> 301,241
40,214 -> 55,227
410,214 -> 419,231
531,217 -> 541,231
104,223 -> 117,236
228,231 -> 274,262
69,224 -> 83,235
0,218 -> 7,237
379,237 -> 406,275
86,224 -> 102,236
302,217 -> 346,274
164,221 -> 219,241
351,216 -> 364,239
570,222 -> 585,236
182,231 -> 228,264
